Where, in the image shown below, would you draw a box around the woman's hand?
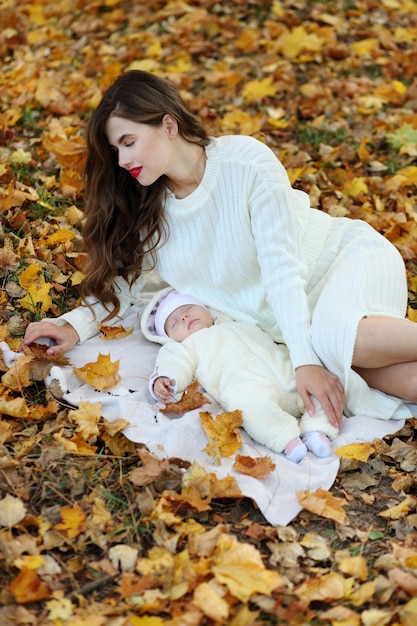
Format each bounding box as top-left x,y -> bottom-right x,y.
153,376 -> 175,404
24,321 -> 80,355
296,364 -> 344,429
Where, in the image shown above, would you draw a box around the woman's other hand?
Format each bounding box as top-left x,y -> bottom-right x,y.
296,364 -> 344,429
24,321 -> 80,356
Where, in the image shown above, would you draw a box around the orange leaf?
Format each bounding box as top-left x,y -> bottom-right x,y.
9,568 -> 52,603
161,380 -> 210,414
73,353 -> 121,391
99,323 -> 135,340
233,454 -> 276,479
297,488 -> 348,524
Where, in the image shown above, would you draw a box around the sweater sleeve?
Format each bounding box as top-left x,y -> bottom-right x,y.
154,341 -> 196,393
247,147 -> 321,369
51,273 -> 146,344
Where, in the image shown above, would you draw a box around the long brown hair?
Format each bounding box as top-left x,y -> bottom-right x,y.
80,70 -> 209,319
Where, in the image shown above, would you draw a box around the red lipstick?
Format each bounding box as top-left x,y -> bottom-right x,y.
129,167 -> 142,178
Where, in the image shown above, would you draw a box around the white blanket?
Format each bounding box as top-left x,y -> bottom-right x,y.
9,293 -> 400,527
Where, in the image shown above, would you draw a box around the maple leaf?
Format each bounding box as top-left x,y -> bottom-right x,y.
181,462 -> 241,511
297,487 -> 348,524
200,409 -> 242,463
212,533 -> 284,602
279,25 -> 324,58
128,449 -> 170,487
73,353 -> 121,391
54,504 -> 87,538
68,401 -> 102,440
242,77 -> 277,102
1,355 -> 32,390
233,454 -> 276,479
0,394 -> 30,419
161,380 -> 210,414
18,265 -> 53,313
295,571 -> 354,605
98,322 -> 135,339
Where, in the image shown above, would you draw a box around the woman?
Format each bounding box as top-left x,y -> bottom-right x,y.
24,70 -> 417,426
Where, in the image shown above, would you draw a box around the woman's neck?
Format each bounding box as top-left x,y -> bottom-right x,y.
166,144 -> 207,199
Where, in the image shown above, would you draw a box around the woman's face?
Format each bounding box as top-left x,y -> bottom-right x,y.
106,115 -> 174,186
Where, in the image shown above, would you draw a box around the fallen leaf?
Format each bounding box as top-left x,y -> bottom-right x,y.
0,494 -> 27,527
98,323 -> 135,339
297,488 -> 348,524
73,353 -> 121,391
161,380 -> 210,414
233,454 -> 276,479
200,410 -> 242,463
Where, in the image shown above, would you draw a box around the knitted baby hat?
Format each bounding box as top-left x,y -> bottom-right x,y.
154,290 -> 206,337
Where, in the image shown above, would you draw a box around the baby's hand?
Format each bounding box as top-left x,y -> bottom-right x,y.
153,376 -> 175,404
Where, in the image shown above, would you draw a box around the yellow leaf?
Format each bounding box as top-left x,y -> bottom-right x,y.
396,166 -> 417,184
295,571 -> 354,604
69,401 -> 102,440
242,77 -> 277,103
54,505 -> 87,538
350,38 -> 379,57
44,228 -> 75,246
1,355 -> 33,390
18,265 -> 53,313
193,581 -> 229,622
279,25 -> 324,58
0,395 -> 30,419
200,410 -> 243,463
378,495 -> 417,519
343,177 -> 369,198
212,533 -> 283,602
220,109 -> 265,135
73,353 -> 121,391
336,442 -> 374,462
297,487 -> 348,524
13,555 -> 44,570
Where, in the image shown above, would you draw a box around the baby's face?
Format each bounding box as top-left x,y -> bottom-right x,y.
165,304 -> 214,342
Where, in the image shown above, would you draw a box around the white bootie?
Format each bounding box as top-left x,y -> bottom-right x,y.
302,431 -> 332,458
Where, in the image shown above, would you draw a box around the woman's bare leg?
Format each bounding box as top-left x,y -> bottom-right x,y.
353,316 -> 417,368
353,361 -> 417,403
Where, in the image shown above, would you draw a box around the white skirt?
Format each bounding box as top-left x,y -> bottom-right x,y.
306,219 -> 416,419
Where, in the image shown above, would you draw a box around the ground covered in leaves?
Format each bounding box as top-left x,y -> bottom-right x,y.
1,0 -> 417,624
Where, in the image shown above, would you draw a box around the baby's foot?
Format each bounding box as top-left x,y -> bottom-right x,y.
302,431 -> 332,458
284,437 -> 307,463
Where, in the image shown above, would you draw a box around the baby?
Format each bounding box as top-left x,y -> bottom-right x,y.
142,288 -> 340,463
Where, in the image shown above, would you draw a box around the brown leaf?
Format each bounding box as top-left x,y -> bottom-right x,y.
98,323 -> 135,339
233,454 -> 276,479
22,342 -> 70,365
161,380 -> 210,414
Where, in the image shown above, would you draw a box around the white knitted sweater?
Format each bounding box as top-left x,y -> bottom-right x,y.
56,135 -> 362,369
